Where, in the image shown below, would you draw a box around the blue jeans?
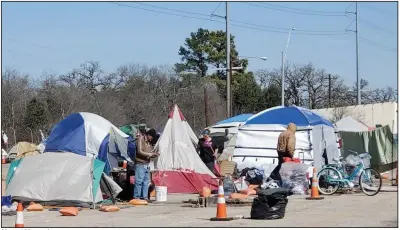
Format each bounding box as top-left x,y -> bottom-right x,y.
133,163 -> 150,199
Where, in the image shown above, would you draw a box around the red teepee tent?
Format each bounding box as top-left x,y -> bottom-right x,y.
150,105 -> 218,193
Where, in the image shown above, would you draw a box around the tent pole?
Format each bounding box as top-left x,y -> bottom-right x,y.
392,120 -> 395,184
102,173 -> 116,205
91,158 -> 96,210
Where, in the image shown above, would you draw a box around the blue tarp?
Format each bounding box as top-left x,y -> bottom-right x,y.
45,113 -> 86,156
245,106 -> 334,127
44,112 -> 136,174
216,114 -> 254,125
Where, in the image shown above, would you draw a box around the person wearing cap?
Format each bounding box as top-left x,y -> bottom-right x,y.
198,129 -> 217,173
134,128 -> 159,201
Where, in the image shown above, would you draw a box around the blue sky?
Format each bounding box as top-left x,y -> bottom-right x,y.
1,1 -> 398,88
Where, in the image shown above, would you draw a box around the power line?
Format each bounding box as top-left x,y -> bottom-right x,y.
211,2 -> 223,15
345,19 -> 356,31
345,2 -> 355,12
361,3 -> 396,18
243,2 -> 346,16
359,36 -> 397,52
111,2 -> 346,35
359,18 -> 396,35
231,19 -> 343,33
345,32 -> 397,52
134,2 -> 342,33
345,14 -> 396,35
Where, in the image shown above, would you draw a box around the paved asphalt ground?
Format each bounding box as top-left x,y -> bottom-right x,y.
1,163 -> 398,227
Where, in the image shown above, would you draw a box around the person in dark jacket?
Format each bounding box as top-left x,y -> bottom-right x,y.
134,128 -> 159,201
145,129 -> 159,201
198,129 -> 217,173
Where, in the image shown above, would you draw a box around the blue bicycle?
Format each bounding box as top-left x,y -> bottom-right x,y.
317,150 -> 382,196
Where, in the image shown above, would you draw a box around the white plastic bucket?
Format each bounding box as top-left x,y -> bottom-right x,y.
155,186 -> 167,202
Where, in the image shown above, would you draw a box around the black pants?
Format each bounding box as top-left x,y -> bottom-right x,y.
269,151 -> 291,182
205,161 -> 215,174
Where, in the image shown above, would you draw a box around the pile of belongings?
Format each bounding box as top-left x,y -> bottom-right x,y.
2,196 -> 17,216
229,168 -> 265,199
240,167 -> 264,185
279,162 -> 310,195
250,188 -> 293,220
261,178 -> 280,189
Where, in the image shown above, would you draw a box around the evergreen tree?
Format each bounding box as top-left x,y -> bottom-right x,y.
24,98 -> 48,130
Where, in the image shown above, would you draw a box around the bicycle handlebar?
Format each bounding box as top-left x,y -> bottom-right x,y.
347,150 -> 359,155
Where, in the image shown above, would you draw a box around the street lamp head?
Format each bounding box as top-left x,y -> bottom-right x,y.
291,26 -> 296,31
259,56 -> 268,61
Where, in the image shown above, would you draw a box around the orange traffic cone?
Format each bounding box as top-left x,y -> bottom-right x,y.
306,168 -> 324,200
210,179 -> 234,221
15,202 -> 24,228
2,155 -> 6,164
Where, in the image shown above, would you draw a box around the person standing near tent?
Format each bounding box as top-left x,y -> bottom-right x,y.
198,129 -> 217,173
269,123 -> 297,182
134,129 -> 159,201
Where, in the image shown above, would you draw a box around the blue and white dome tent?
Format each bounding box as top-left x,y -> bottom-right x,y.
234,106 -> 340,176
44,112 -> 136,174
209,113 -> 254,135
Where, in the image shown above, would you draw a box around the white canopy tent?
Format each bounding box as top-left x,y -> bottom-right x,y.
233,106 -> 340,176
334,116 -> 370,132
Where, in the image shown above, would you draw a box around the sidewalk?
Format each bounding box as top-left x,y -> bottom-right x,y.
380,185 -> 398,192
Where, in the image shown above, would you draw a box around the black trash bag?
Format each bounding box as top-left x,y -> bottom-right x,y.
251,196 -> 288,220
251,188 -> 291,220
257,187 -> 293,198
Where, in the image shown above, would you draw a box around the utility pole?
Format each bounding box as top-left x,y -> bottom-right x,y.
328,74 -> 332,108
345,4 -> 360,105
355,2 -> 361,105
323,74 -> 337,108
229,55 -> 233,116
211,3 -> 243,118
226,1 -> 231,118
204,87 -> 210,127
281,51 -> 284,106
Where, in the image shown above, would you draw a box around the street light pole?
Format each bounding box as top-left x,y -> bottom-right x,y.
281,26 -> 295,106
226,1 -> 231,118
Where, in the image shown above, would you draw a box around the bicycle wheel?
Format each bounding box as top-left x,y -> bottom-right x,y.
317,168 -> 341,195
359,168 -> 382,196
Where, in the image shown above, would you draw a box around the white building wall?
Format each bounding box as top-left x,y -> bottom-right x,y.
312,102 -> 398,134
